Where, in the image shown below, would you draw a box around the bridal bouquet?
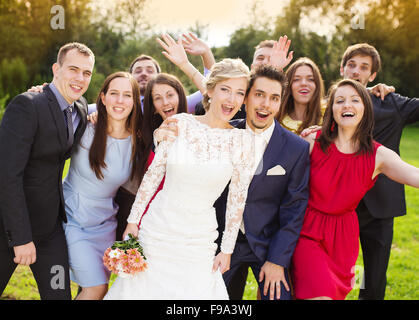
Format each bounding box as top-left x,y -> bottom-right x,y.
103,234 -> 147,277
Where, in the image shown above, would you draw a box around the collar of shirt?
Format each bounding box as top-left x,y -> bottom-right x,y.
245,120 -> 275,145
49,83 -> 75,112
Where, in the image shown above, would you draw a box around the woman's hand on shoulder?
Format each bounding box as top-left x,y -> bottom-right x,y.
154,118 -> 179,144
27,83 -> 48,93
87,111 -> 98,125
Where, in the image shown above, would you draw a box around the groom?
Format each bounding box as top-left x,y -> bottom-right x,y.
214,65 -> 310,300
0,42 -> 94,299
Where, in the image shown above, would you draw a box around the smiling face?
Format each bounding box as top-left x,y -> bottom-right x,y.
332,84 -> 365,129
207,77 -> 248,122
291,65 -> 316,106
52,49 -> 94,104
131,59 -> 159,93
100,77 -> 134,122
245,77 -> 282,131
340,54 -> 377,87
151,83 -> 179,120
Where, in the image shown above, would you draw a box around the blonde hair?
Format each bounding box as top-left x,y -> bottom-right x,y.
202,58 -> 250,111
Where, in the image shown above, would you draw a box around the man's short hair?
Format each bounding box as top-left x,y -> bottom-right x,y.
129,54 -> 161,74
247,65 -> 288,96
341,43 -> 381,74
254,40 -> 276,51
57,42 -> 95,66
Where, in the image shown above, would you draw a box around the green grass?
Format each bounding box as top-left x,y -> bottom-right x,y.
2,127 -> 418,300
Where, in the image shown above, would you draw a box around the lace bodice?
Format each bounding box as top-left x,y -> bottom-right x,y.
127,113 -> 255,254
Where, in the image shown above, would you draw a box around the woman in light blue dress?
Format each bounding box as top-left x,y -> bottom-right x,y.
62,72 -> 143,300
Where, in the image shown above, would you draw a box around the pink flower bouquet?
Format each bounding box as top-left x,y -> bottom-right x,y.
103,234 -> 147,277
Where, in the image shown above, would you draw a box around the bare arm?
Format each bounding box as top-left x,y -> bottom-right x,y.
373,146 -> 419,188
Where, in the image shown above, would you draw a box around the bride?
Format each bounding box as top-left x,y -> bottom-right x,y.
104,38 -> 256,300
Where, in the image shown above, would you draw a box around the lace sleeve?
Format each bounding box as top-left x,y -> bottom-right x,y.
127,139 -> 171,225
220,130 -> 255,254
127,114 -> 188,224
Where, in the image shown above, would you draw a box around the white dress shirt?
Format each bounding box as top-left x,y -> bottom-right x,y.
240,120 -> 275,233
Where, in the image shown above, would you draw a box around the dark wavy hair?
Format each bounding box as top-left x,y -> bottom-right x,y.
89,72 -> 142,181
277,57 -> 324,135
318,79 -> 374,155
137,73 -> 188,183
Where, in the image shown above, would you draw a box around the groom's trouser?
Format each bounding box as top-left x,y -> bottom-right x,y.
0,220 -> 71,300
223,232 -> 292,300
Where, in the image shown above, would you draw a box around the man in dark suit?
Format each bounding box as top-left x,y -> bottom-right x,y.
215,65 -> 310,300
0,42 -> 95,299
340,43 -> 419,299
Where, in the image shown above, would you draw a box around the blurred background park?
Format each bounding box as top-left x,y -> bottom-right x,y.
0,0 -> 418,300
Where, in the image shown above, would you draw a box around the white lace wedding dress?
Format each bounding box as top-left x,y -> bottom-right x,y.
104,113 -> 255,300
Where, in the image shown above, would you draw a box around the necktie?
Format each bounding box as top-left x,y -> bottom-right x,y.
64,106 -> 74,150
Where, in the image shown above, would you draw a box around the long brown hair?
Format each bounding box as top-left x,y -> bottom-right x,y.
138,73 -> 187,183
318,79 -> 374,155
89,72 -> 142,180
277,57 -> 324,134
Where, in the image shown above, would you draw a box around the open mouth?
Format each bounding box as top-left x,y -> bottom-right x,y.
113,106 -> 126,113
256,110 -> 270,120
221,104 -> 235,115
70,84 -> 82,92
341,111 -> 355,118
163,107 -> 175,116
298,89 -> 310,95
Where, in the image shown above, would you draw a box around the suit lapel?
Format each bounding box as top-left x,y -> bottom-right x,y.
247,120 -> 286,195
45,85 -> 68,150
73,99 -> 87,147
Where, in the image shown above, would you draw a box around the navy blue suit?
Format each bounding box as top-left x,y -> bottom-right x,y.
215,119 -> 310,300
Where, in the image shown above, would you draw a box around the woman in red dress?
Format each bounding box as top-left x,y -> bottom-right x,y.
292,79 -> 419,300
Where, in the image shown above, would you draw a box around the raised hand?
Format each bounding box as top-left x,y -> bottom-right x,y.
182,32 -> 215,71
270,35 -> 294,71
182,33 -> 209,56
156,34 -> 189,68
157,33 -> 206,93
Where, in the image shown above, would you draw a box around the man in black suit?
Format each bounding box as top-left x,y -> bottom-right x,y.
340,43 -> 419,299
0,42 -> 95,299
